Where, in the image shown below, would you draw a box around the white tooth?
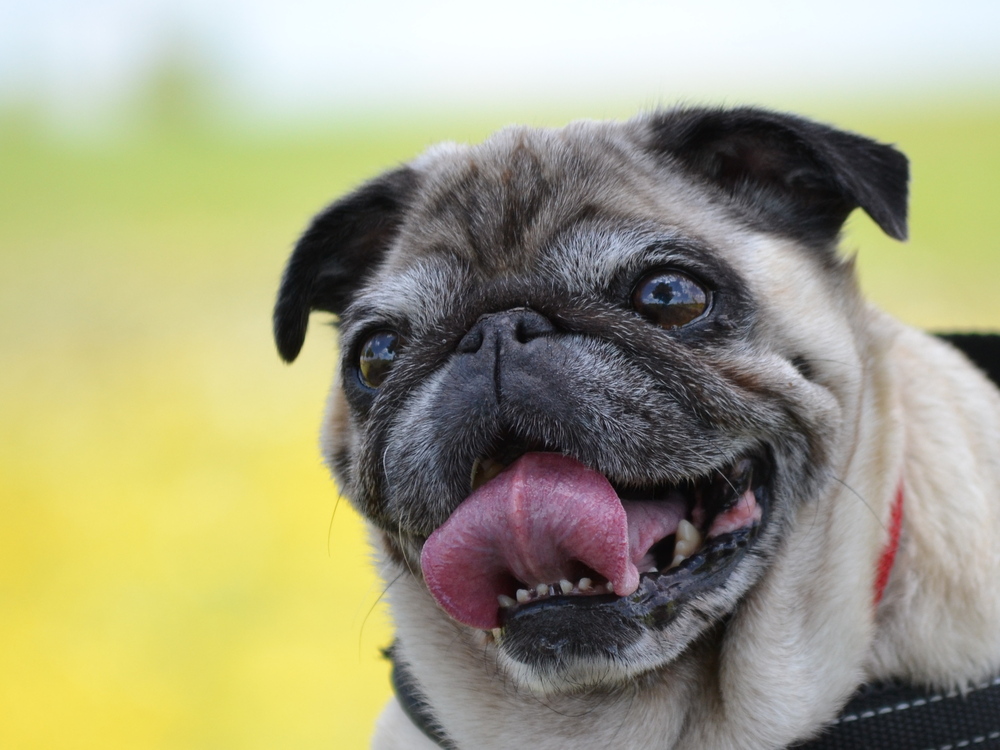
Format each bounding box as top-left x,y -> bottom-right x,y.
560,579 -> 573,595
607,581 -> 615,594
675,520 -> 703,558
536,583 -> 549,597
647,567 -> 659,574
516,588 -> 530,604
670,554 -> 687,569
674,539 -> 696,558
677,519 -> 702,546
578,577 -> 593,591
497,595 -> 516,608
491,628 -> 502,640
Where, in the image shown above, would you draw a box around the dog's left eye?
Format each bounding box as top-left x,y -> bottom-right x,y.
631,270 -> 709,329
358,330 -> 402,389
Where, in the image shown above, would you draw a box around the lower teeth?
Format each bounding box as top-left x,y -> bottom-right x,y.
501,578 -> 614,607
497,517 -> 715,609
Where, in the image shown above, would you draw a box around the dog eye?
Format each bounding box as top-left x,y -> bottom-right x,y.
358,330 -> 402,388
631,270 -> 709,329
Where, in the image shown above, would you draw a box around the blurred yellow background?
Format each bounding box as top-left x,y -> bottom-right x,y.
2,4 -> 1000,748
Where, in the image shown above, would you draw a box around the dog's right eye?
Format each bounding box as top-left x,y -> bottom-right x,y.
631,270 -> 710,329
358,330 -> 401,389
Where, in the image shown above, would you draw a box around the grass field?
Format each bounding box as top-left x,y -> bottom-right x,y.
2,99 -> 999,749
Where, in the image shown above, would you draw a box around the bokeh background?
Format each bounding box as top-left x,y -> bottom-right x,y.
2,2 -> 999,748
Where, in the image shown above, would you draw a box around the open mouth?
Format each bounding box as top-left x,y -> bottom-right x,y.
420,447 -> 771,634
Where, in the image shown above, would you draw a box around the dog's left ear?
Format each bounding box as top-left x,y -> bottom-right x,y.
646,107 -> 909,244
273,167 -> 419,363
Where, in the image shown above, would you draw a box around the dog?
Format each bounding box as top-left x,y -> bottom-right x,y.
273,107 -> 1000,749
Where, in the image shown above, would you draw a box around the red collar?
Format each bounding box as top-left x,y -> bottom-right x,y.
873,482 -> 905,606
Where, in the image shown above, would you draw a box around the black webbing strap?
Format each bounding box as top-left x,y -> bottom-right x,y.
793,677 -> 1000,750
386,332 -> 1000,750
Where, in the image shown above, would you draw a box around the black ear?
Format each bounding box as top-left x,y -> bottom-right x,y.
273,167 -> 418,363
646,107 -> 908,244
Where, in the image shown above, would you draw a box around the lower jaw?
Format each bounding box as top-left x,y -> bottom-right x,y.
496,523 -> 760,672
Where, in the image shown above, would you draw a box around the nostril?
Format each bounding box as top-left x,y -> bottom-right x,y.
515,320 -> 531,344
513,310 -> 556,343
457,328 -> 484,354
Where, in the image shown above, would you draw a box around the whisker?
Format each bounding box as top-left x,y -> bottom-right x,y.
326,492 -> 344,557
713,466 -> 740,497
358,569 -> 405,658
833,476 -> 883,530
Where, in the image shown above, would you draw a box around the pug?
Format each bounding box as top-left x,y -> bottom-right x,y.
273,107 -> 1000,749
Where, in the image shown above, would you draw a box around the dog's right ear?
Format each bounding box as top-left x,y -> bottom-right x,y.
645,107 -> 909,245
273,167 -> 418,363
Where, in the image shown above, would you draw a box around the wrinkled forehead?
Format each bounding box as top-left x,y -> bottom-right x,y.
340,123 -> 816,332
389,122 -> 686,270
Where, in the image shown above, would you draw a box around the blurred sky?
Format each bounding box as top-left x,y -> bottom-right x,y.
2,0 -> 1000,128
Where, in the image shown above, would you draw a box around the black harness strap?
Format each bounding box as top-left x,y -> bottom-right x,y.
386,332 -> 1000,749
793,677 -> 1000,750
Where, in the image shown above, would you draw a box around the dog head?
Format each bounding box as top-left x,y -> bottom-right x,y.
274,107 -> 908,692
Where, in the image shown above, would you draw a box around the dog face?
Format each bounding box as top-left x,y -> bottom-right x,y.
274,108 -> 908,692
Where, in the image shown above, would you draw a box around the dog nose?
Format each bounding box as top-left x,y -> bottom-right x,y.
457,308 -> 555,354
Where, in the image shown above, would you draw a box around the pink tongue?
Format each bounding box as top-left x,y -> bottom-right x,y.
421,453 -> 653,630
